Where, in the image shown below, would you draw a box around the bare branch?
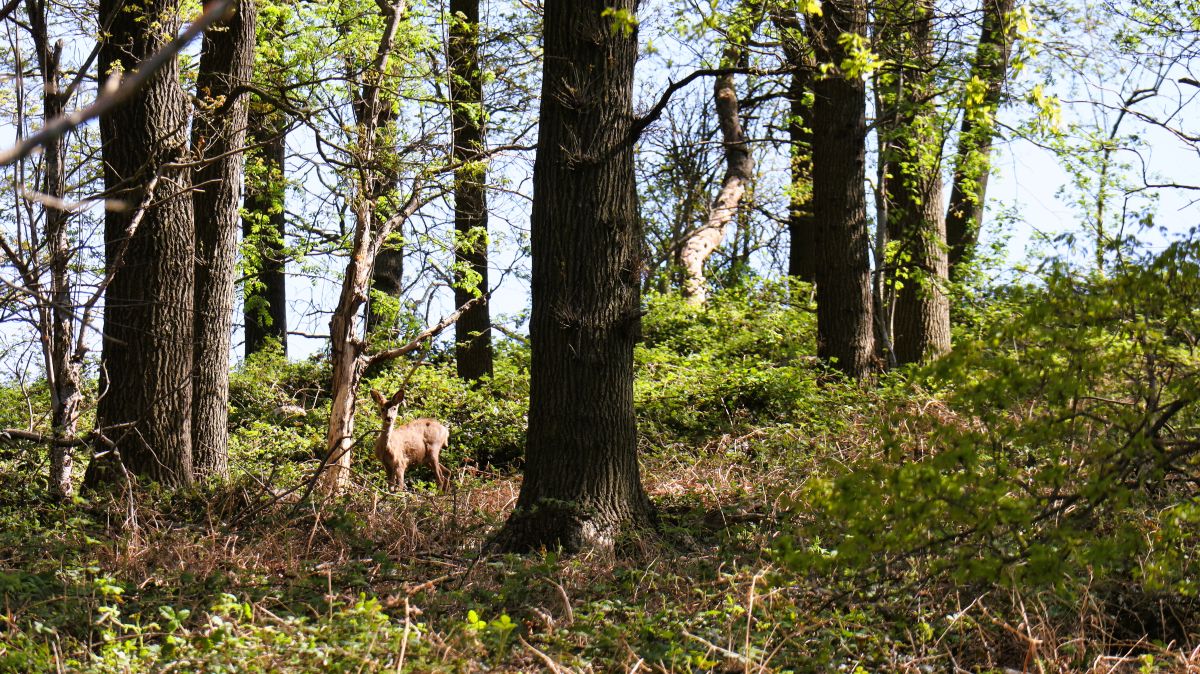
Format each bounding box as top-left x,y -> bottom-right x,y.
0,0 -> 235,166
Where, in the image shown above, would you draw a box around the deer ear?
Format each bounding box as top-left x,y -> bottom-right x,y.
370,389 -> 387,407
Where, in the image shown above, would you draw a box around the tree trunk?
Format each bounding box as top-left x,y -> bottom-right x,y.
357,5 -> 405,338
87,0 -> 195,488
679,3 -> 761,305
809,0 -> 875,380
786,73 -> 815,283
775,13 -> 817,284
319,2 -> 410,494
945,0 -> 1016,278
367,244 -> 403,335
192,0 -> 257,479
29,2 -> 84,498
242,110 -> 289,358
320,238 -> 370,493
496,0 -> 654,553
450,0 -> 493,382
878,0 -> 951,364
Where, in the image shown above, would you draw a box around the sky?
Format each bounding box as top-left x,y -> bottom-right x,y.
1,0 -> 1198,372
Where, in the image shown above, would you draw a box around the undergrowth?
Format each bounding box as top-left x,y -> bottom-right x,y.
1,275 -> 1197,672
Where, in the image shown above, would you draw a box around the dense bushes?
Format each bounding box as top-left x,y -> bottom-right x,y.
777,241 -> 1200,646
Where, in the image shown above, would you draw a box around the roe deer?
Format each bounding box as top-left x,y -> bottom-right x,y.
370,389 -> 450,491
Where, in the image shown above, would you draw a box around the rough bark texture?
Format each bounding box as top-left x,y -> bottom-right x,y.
496,0 -> 654,553
367,243 -> 403,334
809,0 -> 875,380
678,6 -> 760,305
946,0 -> 1015,278
879,0 -> 951,364
88,0 -> 195,488
242,110 -> 289,358
450,0 -> 494,382
29,1 -> 83,498
192,0 -> 257,479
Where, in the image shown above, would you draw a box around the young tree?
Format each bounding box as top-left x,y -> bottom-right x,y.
678,1 -> 762,305
192,0 -> 258,479
87,0 -> 197,487
809,0 -> 875,380
449,0 -> 494,382
356,2 -> 405,338
496,0 -> 654,552
317,0 -> 457,494
28,0 -> 84,497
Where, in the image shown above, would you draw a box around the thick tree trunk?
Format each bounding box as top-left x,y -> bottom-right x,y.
29,4 -> 84,498
450,0 -> 493,382
192,0 -> 257,479
88,0 -> 195,488
878,0 -> 951,364
242,111 -> 289,357
496,0 -> 654,553
367,245 -> 403,334
946,0 -> 1016,278
679,4 -> 761,305
809,0 -> 875,380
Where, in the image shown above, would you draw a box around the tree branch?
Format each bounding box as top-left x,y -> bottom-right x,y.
0,0 -> 235,166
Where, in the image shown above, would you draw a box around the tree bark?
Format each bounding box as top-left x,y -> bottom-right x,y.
678,3 -> 761,305
28,0 -> 84,498
774,8 -> 816,284
809,0 -> 875,380
450,0 -> 493,382
242,110 -> 289,358
319,2 -> 410,494
496,0 -> 654,553
87,0 -> 195,487
878,0 -> 951,365
192,0 -> 257,479
786,70 -> 815,283
357,3 -> 405,338
945,0 -> 1016,278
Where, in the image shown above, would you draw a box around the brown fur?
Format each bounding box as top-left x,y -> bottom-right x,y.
371,390 -> 450,491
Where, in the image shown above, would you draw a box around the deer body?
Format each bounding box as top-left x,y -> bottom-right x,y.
371,390 -> 450,490
374,417 -> 450,490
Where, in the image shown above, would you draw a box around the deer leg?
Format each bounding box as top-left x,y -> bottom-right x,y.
432,459 -> 448,491
390,461 -> 403,491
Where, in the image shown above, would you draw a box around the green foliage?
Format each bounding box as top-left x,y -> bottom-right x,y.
778,238 -> 1200,601
228,345 -> 329,481
364,343 -> 529,470
636,280 -> 824,448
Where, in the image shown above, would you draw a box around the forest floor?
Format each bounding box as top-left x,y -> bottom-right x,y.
2,442 -> 1196,673
2,284 -> 1198,672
